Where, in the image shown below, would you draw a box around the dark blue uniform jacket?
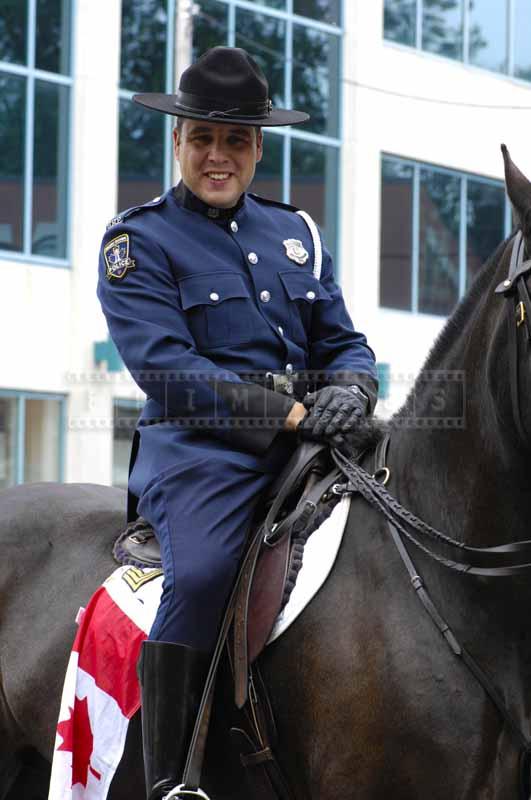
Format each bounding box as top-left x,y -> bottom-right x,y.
97,184 -> 377,507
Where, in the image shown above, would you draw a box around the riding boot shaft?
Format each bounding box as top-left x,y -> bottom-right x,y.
138,640 -> 210,800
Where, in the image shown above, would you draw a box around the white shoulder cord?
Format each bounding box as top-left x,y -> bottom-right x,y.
296,210 -> 323,280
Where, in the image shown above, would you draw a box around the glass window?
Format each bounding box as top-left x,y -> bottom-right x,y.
514,0 -> 531,81
235,9 -> 286,108
422,0 -> 463,61
380,159 -> 414,311
292,24 -> 340,137
118,99 -> 166,211
468,0 -> 506,73
32,80 -> 69,258
192,0 -> 229,59
466,178 -> 505,287
0,0 -> 28,65
113,401 -> 142,489
383,0 -> 417,46
251,132 -> 283,202
293,0 -> 341,25
291,138 -> 338,261
419,168 -> 460,315
24,398 -> 61,482
120,0 -> 169,91
0,1 -> 72,261
0,73 -> 25,252
0,398 -> 17,489
35,0 -> 71,74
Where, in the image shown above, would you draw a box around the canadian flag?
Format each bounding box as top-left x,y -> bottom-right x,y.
48,567 -> 163,800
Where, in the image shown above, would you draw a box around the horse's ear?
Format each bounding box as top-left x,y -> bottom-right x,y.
501,144 -> 531,236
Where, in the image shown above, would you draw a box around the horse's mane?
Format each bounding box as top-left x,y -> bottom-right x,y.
337,234 -> 512,454
394,234 -> 511,421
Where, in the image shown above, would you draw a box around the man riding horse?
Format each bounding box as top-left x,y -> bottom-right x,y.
97,46 -> 378,800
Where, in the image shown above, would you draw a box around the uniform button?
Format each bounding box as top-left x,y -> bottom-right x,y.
209,292 -> 219,302
230,220 -> 239,233
260,290 -> 271,303
277,325 -> 284,335
248,252 -> 258,264
306,290 -> 316,300
286,363 -> 293,374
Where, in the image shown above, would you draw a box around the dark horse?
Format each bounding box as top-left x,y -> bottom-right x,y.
2,147 -> 531,800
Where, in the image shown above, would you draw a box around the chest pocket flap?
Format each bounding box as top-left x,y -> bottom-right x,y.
178,272 -> 253,349
179,272 -> 251,310
279,270 -> 330,303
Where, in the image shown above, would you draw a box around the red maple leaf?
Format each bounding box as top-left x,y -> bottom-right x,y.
57,695 -> 102,787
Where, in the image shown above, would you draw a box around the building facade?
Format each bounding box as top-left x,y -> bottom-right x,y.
1,0 -> 529,489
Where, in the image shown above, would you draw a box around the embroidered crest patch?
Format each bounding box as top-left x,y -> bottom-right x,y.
283,238 -> 309,265
104,234 -> 136,280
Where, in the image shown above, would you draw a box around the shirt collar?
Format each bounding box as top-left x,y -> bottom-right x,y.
173,181 -> 245,221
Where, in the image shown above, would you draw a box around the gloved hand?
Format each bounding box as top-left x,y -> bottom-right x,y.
298,385 -> 368,442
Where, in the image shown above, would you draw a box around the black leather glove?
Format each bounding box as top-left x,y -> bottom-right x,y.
299,385 -> 368,441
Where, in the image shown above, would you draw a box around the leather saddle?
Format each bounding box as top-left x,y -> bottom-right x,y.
114,441 -> 342,705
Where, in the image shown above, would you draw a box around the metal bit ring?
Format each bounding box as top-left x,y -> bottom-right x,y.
164,787 -> 211,800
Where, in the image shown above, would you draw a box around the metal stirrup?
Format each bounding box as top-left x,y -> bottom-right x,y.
164,786 -> 211,800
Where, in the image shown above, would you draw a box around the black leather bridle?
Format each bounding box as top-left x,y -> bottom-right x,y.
495,230 -> 531,445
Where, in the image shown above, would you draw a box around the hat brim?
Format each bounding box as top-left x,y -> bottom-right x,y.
133,93 -> 309,127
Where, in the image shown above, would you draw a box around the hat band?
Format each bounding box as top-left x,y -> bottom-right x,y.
175,90 -> 272,120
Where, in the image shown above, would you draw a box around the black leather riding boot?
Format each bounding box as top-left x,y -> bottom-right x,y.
138,640 -> 210,800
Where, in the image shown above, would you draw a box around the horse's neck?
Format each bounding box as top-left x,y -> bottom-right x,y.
390,422 -> 531,550
388,423 -> 531,723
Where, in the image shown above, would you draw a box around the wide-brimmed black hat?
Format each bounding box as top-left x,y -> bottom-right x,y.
133,46 -> 309,127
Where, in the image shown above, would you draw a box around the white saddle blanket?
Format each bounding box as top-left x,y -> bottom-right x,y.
48,494 -> 350,800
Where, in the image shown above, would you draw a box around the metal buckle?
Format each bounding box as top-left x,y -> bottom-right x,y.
372,467 -> 391,486
516,300 -> 526,328
164,786 -> 211,800
129,532 -> 149,544
265,371 -> 297,396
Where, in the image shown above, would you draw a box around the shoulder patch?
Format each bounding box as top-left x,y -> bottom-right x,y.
106,194 -> 166,230
248,192 -> 300,214
104,233 -> 136,281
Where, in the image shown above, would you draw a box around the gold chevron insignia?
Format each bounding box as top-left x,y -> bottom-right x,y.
122,566 -> 163,592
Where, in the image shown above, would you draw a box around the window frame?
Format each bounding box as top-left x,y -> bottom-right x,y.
118,0 -> 177,208
112,397 -> 143,488
383,0 -> 531,85
0,0 -> 74,268
380,153 -> 512,316
0,388 -> 66,485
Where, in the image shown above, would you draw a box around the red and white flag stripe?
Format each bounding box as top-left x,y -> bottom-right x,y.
48,567 -> 162,800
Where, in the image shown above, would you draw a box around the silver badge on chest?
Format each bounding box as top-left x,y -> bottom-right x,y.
283,238 -> 309,265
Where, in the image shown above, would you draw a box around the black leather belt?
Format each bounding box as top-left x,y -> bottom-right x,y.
239,370 -> 310,400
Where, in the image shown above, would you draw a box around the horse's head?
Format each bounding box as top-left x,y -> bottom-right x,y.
487,146 -> 531,451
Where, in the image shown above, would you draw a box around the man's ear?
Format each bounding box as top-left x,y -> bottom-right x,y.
256,128 -> 263,164
173,126 -> 180,159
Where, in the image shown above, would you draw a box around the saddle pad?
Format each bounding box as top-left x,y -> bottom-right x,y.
49,496 -> 350,800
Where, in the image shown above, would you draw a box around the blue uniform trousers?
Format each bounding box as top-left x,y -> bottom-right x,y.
135,453 -> 280,652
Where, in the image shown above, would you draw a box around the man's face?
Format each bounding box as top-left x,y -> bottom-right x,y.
174,120 -> 263,208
